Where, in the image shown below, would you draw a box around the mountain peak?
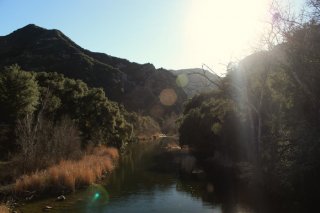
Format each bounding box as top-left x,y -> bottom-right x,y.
23,24 -> 43,29
12,24 -> 46,35
3,24 -> 48,43
2,24 -> 74,51
8,24 -> 65,39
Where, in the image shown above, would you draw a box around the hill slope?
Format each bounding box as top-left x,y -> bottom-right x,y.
0,24 -> 187,120
170,68 -> 219,97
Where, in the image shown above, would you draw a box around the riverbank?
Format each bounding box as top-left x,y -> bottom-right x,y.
16,146 -> 118,193
16,141 -> 225,213
0,146 -> 119,210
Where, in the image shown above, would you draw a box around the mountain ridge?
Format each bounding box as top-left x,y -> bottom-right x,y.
170,68 -> 219,97
0,24 -> 188,120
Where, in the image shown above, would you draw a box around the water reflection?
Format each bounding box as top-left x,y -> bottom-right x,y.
20,141 -> 258,213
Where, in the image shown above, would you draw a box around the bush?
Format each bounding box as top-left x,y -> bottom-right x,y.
14,115 -> 81,174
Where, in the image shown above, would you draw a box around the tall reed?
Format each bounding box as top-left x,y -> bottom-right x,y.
0,205 -> 9,213
15,146 -> 118,193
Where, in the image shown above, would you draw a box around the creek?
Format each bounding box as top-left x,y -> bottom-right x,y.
19,139 -> 258,213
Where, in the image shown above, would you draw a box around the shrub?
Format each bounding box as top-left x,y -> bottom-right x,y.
14,116 -> 81,173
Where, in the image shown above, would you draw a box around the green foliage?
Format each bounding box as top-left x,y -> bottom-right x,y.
0,65 -> 40,155
124,112 -> 160,137
34,72 -> 133,149
0,66 -> 139,159
0,65 -> 39,123
179,91 -> 246,161
211,123 -> 222,135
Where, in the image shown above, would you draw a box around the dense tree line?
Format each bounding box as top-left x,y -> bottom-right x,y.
179,2 -> 320,210
0,65 -> 159,164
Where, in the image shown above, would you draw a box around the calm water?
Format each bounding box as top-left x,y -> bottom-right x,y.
19,141 -> 256,213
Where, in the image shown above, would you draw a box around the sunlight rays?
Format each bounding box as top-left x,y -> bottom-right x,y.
183,0 -> 270,74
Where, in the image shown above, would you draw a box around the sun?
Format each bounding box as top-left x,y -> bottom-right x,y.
182,0 -> 270,74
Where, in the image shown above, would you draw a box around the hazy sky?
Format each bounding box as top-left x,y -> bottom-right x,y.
0,0 -> 305,74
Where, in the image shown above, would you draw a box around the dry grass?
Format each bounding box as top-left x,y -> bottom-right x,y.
15,171 -> 46,192
0,205 -> 9,213
15,116 -> 82,174
14,146 -> 118,193
92,146 -> 119,160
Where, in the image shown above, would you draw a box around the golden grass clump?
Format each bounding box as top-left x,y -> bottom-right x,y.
14,146 -> 119,193
92,146 -> 119,160
15,171 -> 46,192
0,204 -> 9,213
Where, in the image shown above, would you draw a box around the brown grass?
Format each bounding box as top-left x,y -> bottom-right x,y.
92,146 -> 119,160
14,146 -> 118,193
0,205 -> 9,213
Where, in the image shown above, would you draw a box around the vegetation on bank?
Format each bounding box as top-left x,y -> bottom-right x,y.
15,146 -> 118,193
179,2 -> 320,210
0,65 -> 132,154
0,204 -> 9,213
0,65 -> 160,194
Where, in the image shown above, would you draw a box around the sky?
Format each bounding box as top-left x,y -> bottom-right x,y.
0,0 -> 306,75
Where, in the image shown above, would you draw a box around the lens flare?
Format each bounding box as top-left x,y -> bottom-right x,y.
176,74 -> 189,87
159,88 -> 177,106
93,192 -> 100,200
150,104 -> 164,118
85,184 -> 110,207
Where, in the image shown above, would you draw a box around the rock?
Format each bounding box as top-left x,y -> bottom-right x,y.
25,194 -> 34,201
56,195 -> 66,201
191,169 -> 204,174
43,206 -> 53,211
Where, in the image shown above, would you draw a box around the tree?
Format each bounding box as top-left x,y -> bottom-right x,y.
309,0 -> 320,21
0,65 -> 40,156
0,65 -> 40,123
